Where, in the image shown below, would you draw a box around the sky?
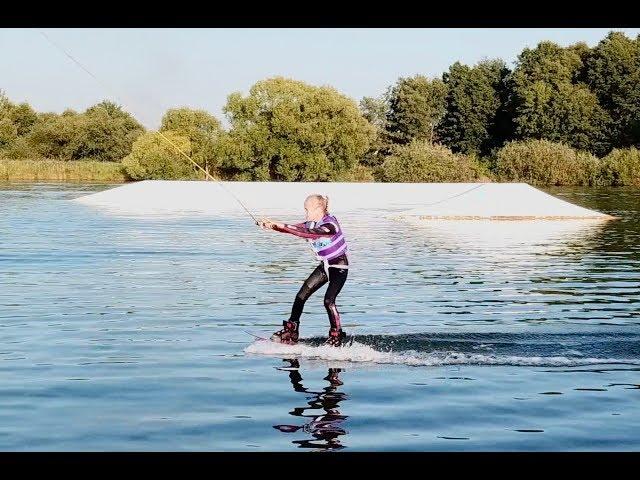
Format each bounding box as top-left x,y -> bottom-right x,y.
2,28 -> 639,129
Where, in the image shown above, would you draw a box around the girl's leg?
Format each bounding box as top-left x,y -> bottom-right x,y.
272,263 -> 328,343
290,263 -> 328,324
323,267 -> 348,332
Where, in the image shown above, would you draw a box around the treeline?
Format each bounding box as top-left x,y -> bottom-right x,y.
1,31 -> 639,185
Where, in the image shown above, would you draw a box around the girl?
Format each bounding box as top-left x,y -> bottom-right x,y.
258,194 -> 349,347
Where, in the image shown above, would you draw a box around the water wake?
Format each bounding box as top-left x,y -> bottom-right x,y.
244,331 -> 640,367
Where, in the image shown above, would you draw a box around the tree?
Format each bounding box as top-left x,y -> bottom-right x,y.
0,117 -> 18,150
160,107 -> 223,174
513,81 -> 608,154
219,77 -> 375,181
0,91 -> 12,122
360,95 -> 391,167
0,92 -> 38,157
24,101 -> 144,161
585,31 -> 640,149
360,95 -> 389,130
5,103 -> 37,136
510,41 -> 609,155
385,75 -> 447,144
1,136 -> 38,159
437,59 -> 511,156
121,131 -> 194,180
73,101 -> 144,161
512,41 -> 583,86
568,41 -> 591,83
26,113 -> 81,159
0,92 -> 38,145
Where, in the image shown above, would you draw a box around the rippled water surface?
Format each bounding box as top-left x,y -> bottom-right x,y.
1,183 -> 639,451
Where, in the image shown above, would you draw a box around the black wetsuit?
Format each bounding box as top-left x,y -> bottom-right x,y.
273,221 -> 348,330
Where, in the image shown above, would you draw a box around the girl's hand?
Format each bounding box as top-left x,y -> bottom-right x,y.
257,218 -> 276,230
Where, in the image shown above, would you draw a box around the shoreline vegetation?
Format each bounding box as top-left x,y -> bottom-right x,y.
1,32 -> 639,186
1,140 -> 639,186
0,159 -> 127,182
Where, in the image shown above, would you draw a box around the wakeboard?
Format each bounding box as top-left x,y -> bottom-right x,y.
243,330 -> 355,347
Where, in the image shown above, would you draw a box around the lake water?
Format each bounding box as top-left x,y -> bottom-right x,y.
1,182 -> 639,451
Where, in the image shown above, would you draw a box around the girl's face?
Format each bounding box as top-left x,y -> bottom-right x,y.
304,198 -> 324,222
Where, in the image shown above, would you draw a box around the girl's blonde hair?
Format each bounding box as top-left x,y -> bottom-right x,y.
307,194 -> 329,213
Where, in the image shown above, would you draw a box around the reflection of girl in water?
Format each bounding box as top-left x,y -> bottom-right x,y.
273,359 -> 349,451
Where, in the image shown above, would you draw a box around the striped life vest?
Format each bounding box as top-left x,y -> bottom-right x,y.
307,214 -> 348,262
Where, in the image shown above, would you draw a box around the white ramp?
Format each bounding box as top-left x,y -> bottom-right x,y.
401,183 -> 613,220
73,180 -> 614,220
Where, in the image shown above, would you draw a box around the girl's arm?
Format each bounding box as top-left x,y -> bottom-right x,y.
272,222 -> 337,239
258,218 -> 306,230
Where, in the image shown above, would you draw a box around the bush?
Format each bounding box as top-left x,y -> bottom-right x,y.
0,136 -> 39,159
122,131 -> 197,180
601,147 -> 640,186
494,139 -> 603,186
380,140 -> 486,182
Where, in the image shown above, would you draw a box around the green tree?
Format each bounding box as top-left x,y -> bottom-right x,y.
0,118 -> 18,150
514,82 -> 608,154
510,41 -> 609,155
0,92 -> 38,143
1,137 -> 38,159
437,59 -> 511,156
24,101 -> 143,161
360,95 -> 389,130
219,77 -> 375,181
26,113 -> 81,159
512,41 -> 583,86
568,41 -> 592,83
360,95 -> 391,167
2,103 -> 38,136
160,107 -> 222,174
585,31 -> 640,149
122,131 -> 194,180
72,101 -> 144,161
386,75 -> 447,144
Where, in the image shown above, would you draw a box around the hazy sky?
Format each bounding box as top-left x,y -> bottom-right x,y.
2,28 -> 639,129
